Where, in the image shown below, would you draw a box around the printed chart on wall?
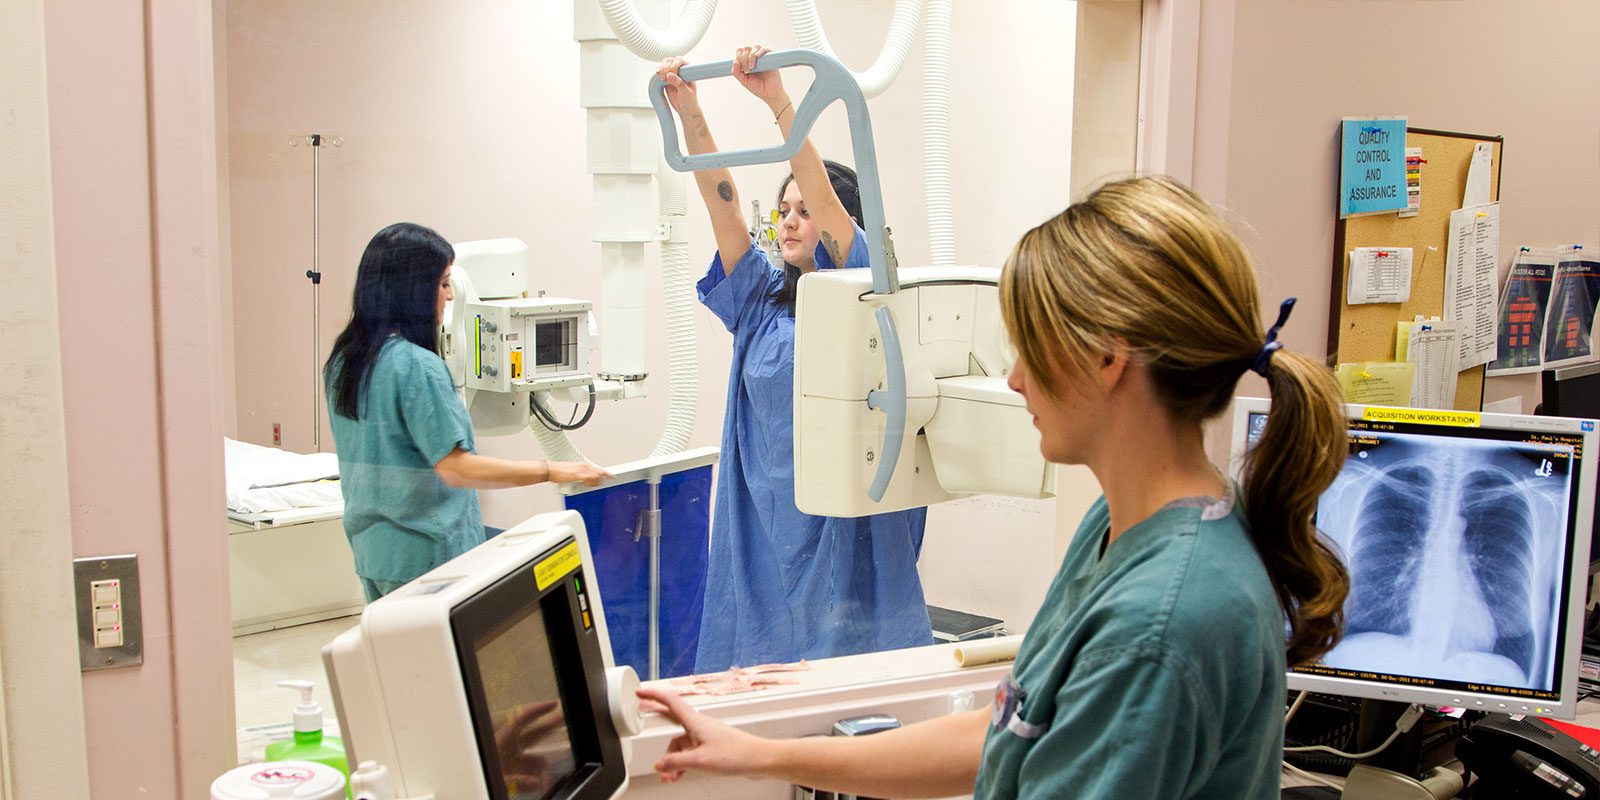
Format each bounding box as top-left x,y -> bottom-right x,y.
1487,249 -> 1561,376
1545,253 -> 1600,369
1445,203 -> 1499,372
1488,247 -> 1600,375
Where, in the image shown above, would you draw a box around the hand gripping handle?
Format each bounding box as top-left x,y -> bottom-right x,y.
648,49 -> 897,295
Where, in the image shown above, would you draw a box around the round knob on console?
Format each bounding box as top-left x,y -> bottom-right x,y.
606,665 -> 643,737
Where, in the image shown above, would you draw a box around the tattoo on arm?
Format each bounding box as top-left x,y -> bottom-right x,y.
716,181 -> 734,202
820,231 -> 843,266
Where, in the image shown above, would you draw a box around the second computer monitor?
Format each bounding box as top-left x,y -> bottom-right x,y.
1231,398 -> 1597,719
1538,362 -> 1600,574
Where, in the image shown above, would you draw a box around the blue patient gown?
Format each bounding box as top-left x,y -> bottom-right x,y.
695,231 -> 931,673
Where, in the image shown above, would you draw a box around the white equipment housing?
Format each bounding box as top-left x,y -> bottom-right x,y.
463,296 -> 593,393
794,265 -> 1057,516
453,237 -> 531,299
443,239 -> 603,436
322,511 -> 638,800
449,239 -> 593,395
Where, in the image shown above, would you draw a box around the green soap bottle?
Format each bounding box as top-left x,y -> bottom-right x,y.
265,680 -> 350,798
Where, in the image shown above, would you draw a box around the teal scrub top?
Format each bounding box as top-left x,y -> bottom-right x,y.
326,337 -> 483,584
973,490 -> 1287,800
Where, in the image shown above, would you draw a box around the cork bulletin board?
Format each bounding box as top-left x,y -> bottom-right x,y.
1328,128 -> 1503,412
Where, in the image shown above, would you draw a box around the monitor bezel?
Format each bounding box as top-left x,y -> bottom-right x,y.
1228,397 -> 1598,719
449,536 -> 627,800
1539,365 -> 1600,573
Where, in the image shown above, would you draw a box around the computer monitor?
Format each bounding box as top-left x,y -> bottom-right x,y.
1539,362 -> 1600,574
323,511 -> 639,800
1230,398 -> 1597,719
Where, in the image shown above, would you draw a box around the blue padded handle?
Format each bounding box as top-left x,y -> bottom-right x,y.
864,306 -> 906,503
649,49 -> 898,296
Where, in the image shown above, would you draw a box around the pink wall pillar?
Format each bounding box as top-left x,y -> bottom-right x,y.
44,0 -> 235,795
0,0 -> 93,794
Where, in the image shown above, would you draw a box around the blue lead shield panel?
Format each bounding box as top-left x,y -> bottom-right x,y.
563,466 -> 711,679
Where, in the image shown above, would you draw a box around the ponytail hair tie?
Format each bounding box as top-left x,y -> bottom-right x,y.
1250,297 -> 1297,377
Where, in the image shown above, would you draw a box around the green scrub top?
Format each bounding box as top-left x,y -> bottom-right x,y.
326,337 -> 482,584
973,490 -> 1286,799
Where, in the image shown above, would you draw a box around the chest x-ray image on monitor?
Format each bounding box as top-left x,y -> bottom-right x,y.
1320,429 -> 1571,689
1231,398 -> 1598,718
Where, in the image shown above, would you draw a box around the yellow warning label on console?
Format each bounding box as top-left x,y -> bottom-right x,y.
510,350 -> 523,380
534,541 -> 581,590
1361,407 -> 1480,427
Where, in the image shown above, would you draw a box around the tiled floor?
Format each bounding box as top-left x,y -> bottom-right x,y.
233,616 -> 359,738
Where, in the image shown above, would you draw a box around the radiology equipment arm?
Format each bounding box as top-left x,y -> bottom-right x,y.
732,45 -> 857,264
656,59 -> 752,273
433,448 -> 610,490
638,687 -> 986,797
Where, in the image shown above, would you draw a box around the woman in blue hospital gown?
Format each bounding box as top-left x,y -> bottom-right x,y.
657,47 -> 931,672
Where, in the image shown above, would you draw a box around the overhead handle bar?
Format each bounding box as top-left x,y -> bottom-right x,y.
650,49 -> 909,504
648,49 -> 898,295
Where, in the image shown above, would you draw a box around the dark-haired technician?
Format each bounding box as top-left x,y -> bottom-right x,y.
658,47 -> 931,672
324,222 -> 610,602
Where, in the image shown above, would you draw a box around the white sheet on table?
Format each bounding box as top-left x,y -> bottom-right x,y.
225,437 -> 341,513
230,481 -> 345,515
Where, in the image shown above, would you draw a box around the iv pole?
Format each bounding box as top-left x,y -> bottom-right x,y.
299,133 -> 341,451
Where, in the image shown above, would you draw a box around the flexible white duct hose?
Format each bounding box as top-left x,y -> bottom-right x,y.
651,163 -> 697,457
536,4 -> 705,465
532,173 -> 696,461
530,404 -> 586,462
923,0 -> 955,266
785,0 -> 922,99
598,0 -> 718,61
532,169 -> 697,462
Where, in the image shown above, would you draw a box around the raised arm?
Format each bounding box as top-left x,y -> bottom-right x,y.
637,687 -> 986,798
656,58 -> 754,274
732,45 -> 857,266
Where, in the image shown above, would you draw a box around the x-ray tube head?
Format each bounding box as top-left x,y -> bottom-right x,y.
441,239 -> 598,438
792,265 -> 1056,516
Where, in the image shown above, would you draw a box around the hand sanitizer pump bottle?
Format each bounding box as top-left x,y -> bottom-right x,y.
265,680 -> 349,795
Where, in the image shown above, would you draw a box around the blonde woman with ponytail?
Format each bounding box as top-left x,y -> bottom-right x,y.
636,176 -> 1352,800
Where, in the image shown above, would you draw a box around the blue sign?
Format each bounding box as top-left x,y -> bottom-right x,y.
1340,118 -> 1408,218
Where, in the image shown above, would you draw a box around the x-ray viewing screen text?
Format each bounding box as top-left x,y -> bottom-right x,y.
1249,413 -> 1586,702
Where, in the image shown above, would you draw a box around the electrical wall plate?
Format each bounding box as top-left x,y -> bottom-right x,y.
73,554 -> 143,671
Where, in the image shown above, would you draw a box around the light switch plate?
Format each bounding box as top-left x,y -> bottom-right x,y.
74,555 -> 143,671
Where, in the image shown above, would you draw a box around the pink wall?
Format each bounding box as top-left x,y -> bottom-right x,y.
1185,0 -> 1600,421
148,0 -> 236,792
0,0 -> 92,794
44,0 -> 234,795
43,3 -> 176,793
